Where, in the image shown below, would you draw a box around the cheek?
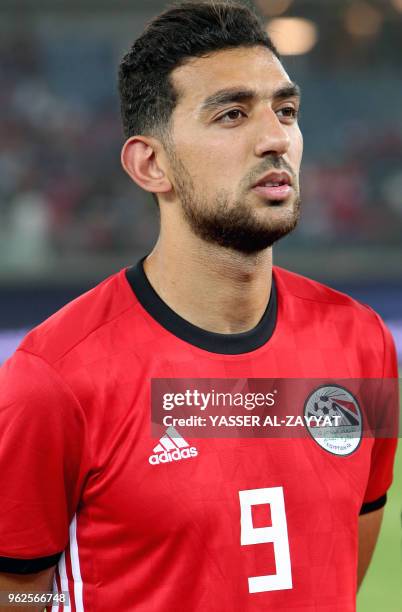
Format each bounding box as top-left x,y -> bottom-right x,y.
176,124 -> 246,175
292,127 -> 303,167
178,141 -> 238,190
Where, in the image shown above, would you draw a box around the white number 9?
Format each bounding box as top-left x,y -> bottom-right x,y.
239,486 -> 293,593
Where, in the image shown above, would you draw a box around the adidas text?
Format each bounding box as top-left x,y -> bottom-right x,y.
149,447 -> 198,465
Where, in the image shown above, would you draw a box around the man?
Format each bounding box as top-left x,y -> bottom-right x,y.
0,1 -> 398,610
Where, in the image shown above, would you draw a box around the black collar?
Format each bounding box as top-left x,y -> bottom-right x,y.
125,258 -> 277,355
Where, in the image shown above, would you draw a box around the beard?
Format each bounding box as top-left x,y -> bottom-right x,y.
169,152 -> 301,255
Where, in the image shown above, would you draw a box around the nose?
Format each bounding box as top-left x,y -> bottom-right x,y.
254,108 -> 291,158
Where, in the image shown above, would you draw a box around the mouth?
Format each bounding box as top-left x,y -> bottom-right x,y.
252,171 -> 293,202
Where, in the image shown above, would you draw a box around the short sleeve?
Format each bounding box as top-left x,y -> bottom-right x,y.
361,318 -> 399,513
0,349 -> 91,571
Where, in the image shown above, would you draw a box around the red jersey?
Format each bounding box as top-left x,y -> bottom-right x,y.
0,260 -> 398,611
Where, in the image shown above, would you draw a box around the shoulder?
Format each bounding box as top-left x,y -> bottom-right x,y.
274,265 -> 369,310
18,268 -> 135,366
273,266 -> 396,365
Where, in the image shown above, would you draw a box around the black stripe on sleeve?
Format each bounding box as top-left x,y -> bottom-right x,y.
0,552 -> 62,574
359,494 -> 387,515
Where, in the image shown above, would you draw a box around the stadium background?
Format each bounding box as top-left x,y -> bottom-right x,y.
0,0 -> 400,608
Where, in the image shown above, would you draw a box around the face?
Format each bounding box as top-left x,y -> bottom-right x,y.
165,46 -> 303,254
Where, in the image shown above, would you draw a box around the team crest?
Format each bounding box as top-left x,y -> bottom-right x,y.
304,385 -> 363,456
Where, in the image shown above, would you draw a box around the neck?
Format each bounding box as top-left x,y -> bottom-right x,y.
143,233 -> 273,335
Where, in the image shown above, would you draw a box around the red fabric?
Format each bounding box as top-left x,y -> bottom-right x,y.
0,266 -> 397,611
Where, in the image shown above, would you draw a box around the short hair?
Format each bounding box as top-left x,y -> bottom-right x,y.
118,0 -> 280,141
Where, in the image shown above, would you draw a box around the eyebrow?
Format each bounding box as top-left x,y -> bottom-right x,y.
199,82 -> 301,115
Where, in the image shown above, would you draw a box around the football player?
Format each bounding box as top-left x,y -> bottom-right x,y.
0,2 -> 398,610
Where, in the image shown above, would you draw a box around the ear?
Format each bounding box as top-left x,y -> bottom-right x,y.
121,136 -> 172,195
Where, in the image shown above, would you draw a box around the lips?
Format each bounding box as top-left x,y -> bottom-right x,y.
252,171 -> 293,201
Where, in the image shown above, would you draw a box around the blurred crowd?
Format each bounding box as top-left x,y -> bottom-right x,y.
0,30 -> 401,271
300,126 -> 402,245
0,31 -> 157,270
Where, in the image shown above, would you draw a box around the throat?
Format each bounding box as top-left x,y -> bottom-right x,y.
143,248 -> 273,335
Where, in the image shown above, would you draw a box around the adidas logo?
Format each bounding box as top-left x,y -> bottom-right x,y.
149,426 -> 198,465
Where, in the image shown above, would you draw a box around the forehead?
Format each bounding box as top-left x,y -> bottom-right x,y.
170,46 -> 291,110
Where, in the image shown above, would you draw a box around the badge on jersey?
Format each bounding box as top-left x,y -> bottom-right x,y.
304,384 -> 363,456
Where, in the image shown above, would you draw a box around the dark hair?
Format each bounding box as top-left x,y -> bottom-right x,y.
118,0 -> 280,141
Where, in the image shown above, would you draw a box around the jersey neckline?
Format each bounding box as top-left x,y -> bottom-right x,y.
125,257 -> 277,355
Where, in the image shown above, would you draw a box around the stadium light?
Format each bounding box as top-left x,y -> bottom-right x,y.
266,17 -> 318,55
255,0 -> 293,17
344,2 -> 383,37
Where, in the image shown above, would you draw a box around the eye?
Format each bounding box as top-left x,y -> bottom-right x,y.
277,106 -> 299,122
217,108 -> 247,123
